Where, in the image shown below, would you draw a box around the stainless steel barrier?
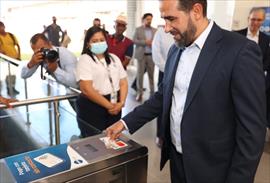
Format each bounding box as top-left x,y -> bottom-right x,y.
0,134 -> 148,183
0,53 -> 82,160
0,93 -> 78,146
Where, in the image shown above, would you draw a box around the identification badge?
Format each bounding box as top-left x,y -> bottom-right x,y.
110,91 -> 117,103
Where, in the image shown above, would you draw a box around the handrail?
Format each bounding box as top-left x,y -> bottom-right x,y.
0,53 -> 20,67
45,75 -> 81,94
0,93 -> 78,109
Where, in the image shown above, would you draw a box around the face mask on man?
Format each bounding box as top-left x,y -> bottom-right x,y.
90,41 -> 108,54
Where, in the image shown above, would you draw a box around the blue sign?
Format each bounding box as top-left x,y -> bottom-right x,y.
4,144 -> 88,183
261,7 -> 270,35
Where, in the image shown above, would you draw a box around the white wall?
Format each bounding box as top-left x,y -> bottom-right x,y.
139,0 -> 163,27
207,1 -> 235,30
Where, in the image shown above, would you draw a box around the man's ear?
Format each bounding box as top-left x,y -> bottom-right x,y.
191,3 -> 204,20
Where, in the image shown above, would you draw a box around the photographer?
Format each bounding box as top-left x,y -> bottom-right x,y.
21,33 -> 78,89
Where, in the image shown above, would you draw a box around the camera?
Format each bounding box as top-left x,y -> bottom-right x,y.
40,48 -> 59,63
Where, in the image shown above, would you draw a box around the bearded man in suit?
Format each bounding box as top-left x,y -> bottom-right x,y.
107,1 -> 267,182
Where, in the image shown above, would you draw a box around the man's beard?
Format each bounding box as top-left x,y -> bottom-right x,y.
174,17 -> 197,48
145,23 -> 151,27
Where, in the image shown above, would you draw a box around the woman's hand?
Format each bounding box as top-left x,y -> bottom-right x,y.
108,102 -> 123,115
0,96 -> 18,108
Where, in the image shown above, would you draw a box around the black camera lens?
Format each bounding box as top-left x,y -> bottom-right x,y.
40,48 -> 59,63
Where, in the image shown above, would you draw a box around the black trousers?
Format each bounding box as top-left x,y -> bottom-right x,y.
76,94 -> 121,137
265,74 -> 270,128
267,89 -> 270,128
157,71 -> 164,137
170,144 -> 187,183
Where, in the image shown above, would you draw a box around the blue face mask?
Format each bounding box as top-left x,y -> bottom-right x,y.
90,41 -> 108,55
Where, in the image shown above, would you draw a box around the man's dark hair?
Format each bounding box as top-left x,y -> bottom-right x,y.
93,18 -> 100,22
142,13 -> 153,20
0,21 -> 4,27
30,33 -> 49,45
177,0 -> 207,17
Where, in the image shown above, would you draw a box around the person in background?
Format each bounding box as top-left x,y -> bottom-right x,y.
43,16 -> 64,46
106,0 -> 266,182
107,14 -> 134,70
235,7 -> 270,130
21,33 -> 78,111
0,21 -> 21,95
76,26 -> 128,137
84,18 -> 108,39
21,33 -> 77,89
61,30 -> 71,48
133,13 -> 156,102
235,7 -> 270,68
152,25 -> 174,147
0,21 -> 21,60
93,18 -> 101,28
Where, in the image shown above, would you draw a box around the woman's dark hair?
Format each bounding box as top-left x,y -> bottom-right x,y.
81,26 -> 112,65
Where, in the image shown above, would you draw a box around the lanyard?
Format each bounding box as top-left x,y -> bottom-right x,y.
100,60 -> 116,94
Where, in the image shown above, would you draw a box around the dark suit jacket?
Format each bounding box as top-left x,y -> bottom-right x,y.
235,28 -> 270,72
123,23 -> 266,183
236,29 -> 270,126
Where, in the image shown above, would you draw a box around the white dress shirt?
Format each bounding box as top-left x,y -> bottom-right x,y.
246,28 -> 259,44
21,47 -> 78,88
144,27 -> 153,54
152,26 -> 175,72
170,20 -> 214,153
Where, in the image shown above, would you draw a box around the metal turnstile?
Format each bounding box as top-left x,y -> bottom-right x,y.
0,134 -> 148,183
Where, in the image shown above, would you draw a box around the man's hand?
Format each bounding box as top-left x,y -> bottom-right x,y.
28,51 -> 43,68
106,121 -> 125,140
145,39 -> 152,46
0,96 -> 18,108
122,57 -> 130,69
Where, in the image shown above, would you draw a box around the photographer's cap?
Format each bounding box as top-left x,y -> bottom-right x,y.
115,15 -> 127,25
